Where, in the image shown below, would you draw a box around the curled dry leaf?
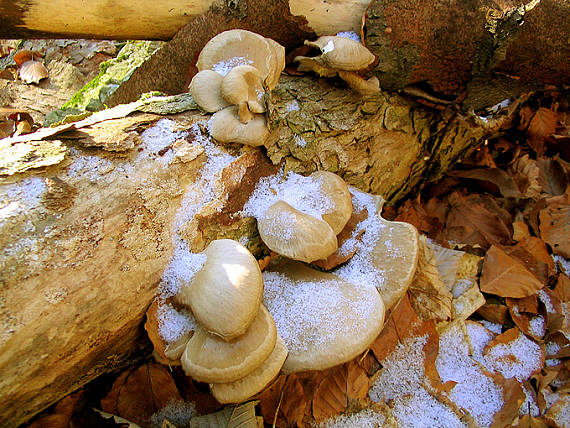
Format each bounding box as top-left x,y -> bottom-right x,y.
257,374 -> 306,428
480,245 -> 544,298
539,190 -> 570,258
101,363 -> 182,426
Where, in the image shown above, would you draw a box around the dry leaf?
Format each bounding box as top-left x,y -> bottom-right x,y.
539,190 -> 570,258
145,299 -> 169,360
445,192 -> 513,249
536,157 -> 568,197
370,293 -> 420,363
408,236 -> 453,321
528,108 -> 558,155
515,414 -> 550,428
480,245 -> 544,298
449,168 -> 521,198
19,60 -> 49,84
491,375 -> 525,428
543,393 -> 570,428
257,374 -> 306,428
507,295 -> 545,340
102,363 -> 182,426
514,237 -> 556,282
189,401 -> 259,428
512,154 -> 542,199
477,302 -> 512,325
28,391 -> 84,428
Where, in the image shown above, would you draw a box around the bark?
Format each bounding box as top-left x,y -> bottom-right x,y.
0,76 -> 512,426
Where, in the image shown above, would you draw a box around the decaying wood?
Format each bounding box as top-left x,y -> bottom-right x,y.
0,73 -> 514,426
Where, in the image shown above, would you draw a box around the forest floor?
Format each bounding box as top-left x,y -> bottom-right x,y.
1,40 -> 569,428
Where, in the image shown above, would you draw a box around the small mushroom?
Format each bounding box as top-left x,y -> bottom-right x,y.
197,29 -> 277,88
174,239 -> 263,341
210,106 -> 269,147
310,171 -> 352,234
210,334 -> 287,403
220,65 -> 265,123
189,69 -> 229,113
257,200 -> 338,263
304,36 -> 375,71
263,260 -> 385,373
181,304 -> 277,383
294,35 -> 379,95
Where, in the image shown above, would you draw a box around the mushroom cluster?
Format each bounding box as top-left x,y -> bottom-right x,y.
172,239 -> 287,403
257,171 -> 353,263
189,30 -> 285,146
294,35 -> 380,94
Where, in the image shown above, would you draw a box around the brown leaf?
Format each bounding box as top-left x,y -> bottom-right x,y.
393,198 -> 444,237
491,375 -> 525,428
145,299 -> 169,360
477,302 -> 512,325
19,59 -> 49,84
28,391 -> 84,428
480,245 -> 544,298
358,351 -> 380,376
444,192 -> 513,249
515,237 -> 556,282
370,294 -> 420,363
102,363 -> 182,426
515,414 -> 550,428
312,367 -> 348,422
258,374 -> 306,428
506,296 -> 546,340
408,237 -> 453,321
512,154 -> 542,199
528,107 -> 558,155
346,360 -> 369,401
539,190 -> 570,258
448,168 -> 521,198
537,157 -> 568,197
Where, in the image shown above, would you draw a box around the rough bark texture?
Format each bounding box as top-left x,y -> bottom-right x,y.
0,75 -> 508,426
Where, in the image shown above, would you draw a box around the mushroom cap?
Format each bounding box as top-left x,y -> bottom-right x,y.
189,69 -> 229,113
310,171 -> 353,234
164,330 -> 193,361
197,29 -> 275,85
221,65 -> 266,118
263,260 -> 385,373
181,304 -> 277,383
305,36 -> 375,71
264,37 -> 286,90
210,334 -> 287,404
210,106 -> 269,146
175,239 -> 263,341
257,200 -> 338,263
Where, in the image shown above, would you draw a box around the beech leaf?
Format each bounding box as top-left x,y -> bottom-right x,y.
257,374 -> 306,428
539,190 -> 570,258
189,401 -> 259,428
449,168 -> 521,198
480,245 -> 544,298
312,367 -> 348,422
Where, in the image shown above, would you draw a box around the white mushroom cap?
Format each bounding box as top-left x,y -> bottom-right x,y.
174,239 -> 263,341
221,65 -> 266,123
210,106 -> 269,147
197,29 -> 275,85
181,304 -> 277,383
257,200 -> 338,263
310,171 -> 353,234
263,260 -> 385,373
189,70 -> 230,113
305,36 -> 376,71
210,334 -> 287,404
163,330 -> 193,361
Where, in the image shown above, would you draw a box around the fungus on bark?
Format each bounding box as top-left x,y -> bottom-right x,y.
209,106 -> 269,146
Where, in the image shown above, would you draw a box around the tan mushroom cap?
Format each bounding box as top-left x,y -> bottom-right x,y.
181,304 -> 277,383
174,239 -> 263,341
210,334 -> 287,404
210,106 -> 269,147
197,29 -> 275,85
258,200 -> 338,263
305,36 -> 376,71
264,37 -> 286,90
221,65 -> 265,123
189,70 -> 229,113
310,171 -> 352,234
263,260 -> 385,373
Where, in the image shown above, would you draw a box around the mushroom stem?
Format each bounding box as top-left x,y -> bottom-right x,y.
238,101 -> 255,123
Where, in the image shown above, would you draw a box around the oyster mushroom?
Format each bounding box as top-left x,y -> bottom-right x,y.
196,29 -> 284,90
210,334 -> 287,403
310,171 -> 352,234
209,106 -> 269,146
181,304 -> 277,383
174,239 -> 263,341
263,260 -> 385,373
294,35 -> 379,94
257,200 -> 338,263
220,65 -> 265,123
189,69 -> 230,113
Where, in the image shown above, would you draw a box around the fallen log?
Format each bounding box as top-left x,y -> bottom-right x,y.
0,74 -> 516,426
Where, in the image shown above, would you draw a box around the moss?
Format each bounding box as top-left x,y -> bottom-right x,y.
45,41 -> 163,126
